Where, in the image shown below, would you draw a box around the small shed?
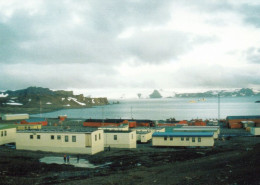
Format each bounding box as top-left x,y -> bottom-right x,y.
152,132 -> 214,147
0,125 -> 16,145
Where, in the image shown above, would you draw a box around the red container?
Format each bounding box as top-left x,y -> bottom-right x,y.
229,123 -> 242,129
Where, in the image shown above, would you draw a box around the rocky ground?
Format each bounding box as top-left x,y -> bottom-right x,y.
0,123 -> 259,185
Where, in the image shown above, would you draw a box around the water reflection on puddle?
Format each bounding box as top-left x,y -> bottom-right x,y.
40,156 -> 101,168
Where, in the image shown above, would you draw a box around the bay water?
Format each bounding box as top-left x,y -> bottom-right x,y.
32,97 -> 260,120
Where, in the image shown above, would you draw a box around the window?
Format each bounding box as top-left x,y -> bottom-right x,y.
51,135 -> 54,140
30,135 -> 33,139
132,134 -> 133,139
198,137 -> 201,142
181,137 -> 184,141
1,131 -> 3,137
95,135 -> 97,141
57,135 -> 61,140
37,135 -> 40,139
186,137 -> 189,141
99,133 -> 101,140
65,135 -> 69,142
114,135 -> 117,140
164,137 -> 167,141
170,137 -> 173,141
192,137 -> 195,142
72,136 -> 76,142
4,131 -> 7,136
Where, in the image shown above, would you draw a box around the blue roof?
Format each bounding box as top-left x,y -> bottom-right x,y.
173,128 -> 218,131
226,115 -> 260,120
25,118 -> 46,123
152,132 -> 214,137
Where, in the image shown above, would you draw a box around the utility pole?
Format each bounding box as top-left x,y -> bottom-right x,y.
102,107 -> 104,121
40,100 -> 42,118
218,93 -> 220,125
131,106 -> 133,119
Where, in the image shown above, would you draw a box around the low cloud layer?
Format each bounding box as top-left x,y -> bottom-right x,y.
0,0 -> 260,97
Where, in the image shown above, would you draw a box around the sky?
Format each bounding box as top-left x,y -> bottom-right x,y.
0,0 -> 260,99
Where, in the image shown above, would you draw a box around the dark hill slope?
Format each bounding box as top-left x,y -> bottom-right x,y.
0,87 -> 108,114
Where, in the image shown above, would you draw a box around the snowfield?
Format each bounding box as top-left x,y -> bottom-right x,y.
67,97 -> 86,106
6,102 -> 23,106
0,93 -> 8,97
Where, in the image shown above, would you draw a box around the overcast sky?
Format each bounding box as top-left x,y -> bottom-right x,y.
1,0 -> 260,98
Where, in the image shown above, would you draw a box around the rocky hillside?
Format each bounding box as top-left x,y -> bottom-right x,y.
0,87 -> 108,110
175,88 -> 260,98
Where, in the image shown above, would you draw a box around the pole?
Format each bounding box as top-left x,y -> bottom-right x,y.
218,93 -> 220,125
40,100 -> 42,118
102,107 -> 104,121
131,106 -> 133,119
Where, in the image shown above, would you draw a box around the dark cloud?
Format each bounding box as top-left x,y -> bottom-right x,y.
238,4 -> 260,27
0,0 -> 259,93
246,47 -> 260,63
0,0 -> 174,65
175,65 -> 260,89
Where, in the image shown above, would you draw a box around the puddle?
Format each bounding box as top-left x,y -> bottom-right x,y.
40,156 -> 108,168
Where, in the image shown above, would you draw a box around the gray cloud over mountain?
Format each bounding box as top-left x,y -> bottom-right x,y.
0,0 -> 260,97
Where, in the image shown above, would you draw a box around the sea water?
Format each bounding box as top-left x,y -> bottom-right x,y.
32,97 -> 260,120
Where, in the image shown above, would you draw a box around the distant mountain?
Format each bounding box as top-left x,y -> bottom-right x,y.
149,90 -> 162,98
0,87 -> 108,112
175,88 -> 260,98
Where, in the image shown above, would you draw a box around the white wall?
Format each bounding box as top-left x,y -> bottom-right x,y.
16,130 -> 104,155
2,114 -> 29,120
152,136 -> 214,147
104,131 -> 136,148
250,127 -> 260,135
0,128 -> 16,145
136,132 -> 152,143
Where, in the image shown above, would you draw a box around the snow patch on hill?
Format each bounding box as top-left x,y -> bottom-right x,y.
6,102 -> 23,106
0,93 -> 8,97
67,97 -> 86,106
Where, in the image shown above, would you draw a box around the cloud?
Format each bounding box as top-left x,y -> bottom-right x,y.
246,47 -> 260,63
0,0 -> 260,95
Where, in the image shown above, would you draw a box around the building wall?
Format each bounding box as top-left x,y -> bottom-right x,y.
132,127 -> 165,134
2,114 -> 29,120
136,132 -> 152,143
98,125 -> 129,131
16,124 -> 42,130
0,128 -> 16,145
16,130 -> 104,155
152,136 -> 214,147
104,131 -> 136,148
250,127 -> 260,135
89,129 -> 104,154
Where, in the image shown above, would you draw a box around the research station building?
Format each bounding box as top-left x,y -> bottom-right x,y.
173,127 -> 219,139
104,130 -> 136,148
0,125 -> 16,145
16,128 -> 104,155
152,132 -> 214,147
